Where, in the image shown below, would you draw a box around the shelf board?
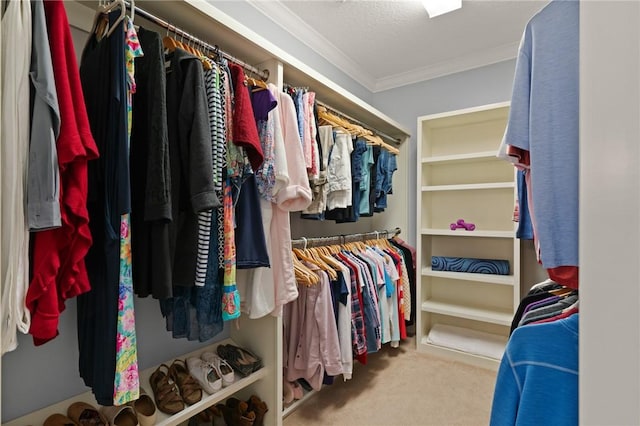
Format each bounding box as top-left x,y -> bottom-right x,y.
421,182 -> 514,192
421,267 -> 515,286
4,338 -> 267,426
421,151 -> 499,164
421,228 -> 513,238
421,300 -> 512,326
282,388 -> 318,418
418,337 -> 502,371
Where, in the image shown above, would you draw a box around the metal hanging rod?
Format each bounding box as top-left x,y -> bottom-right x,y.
315,100 -> 403,146
291,227 -> 401,249
123,1 -> 269,80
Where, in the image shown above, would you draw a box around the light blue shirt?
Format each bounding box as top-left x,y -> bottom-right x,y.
503,0 -> 579,269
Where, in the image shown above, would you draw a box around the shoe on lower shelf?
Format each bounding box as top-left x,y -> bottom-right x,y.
128,387 -> 157,426
216,344 -> 262,377
201,351 -> 235,387
43,413 -> 77,426
187,356 -> 222,394
67,402 -> 108,425
100,405 -> 138,426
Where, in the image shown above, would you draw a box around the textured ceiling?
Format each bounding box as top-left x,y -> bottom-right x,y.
250,0 -> 549,92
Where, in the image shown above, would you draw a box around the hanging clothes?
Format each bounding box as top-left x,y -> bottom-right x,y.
130,26 -> 172,300
1,0 -> 32,355
78,9 -> 128,406
27,0 -> 61,233
283,265 -> 343,391
497,0 -> 579,289
27,0 -> 99,348
490,314 -> 579,426
112,17 -> 142,406
165,48 -> 216,288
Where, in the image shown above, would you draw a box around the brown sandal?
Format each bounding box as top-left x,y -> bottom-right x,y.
169,359 -> 203,405
149,363 -> 185,414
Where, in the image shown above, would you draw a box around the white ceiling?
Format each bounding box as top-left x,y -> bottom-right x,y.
249,0 -> 549,92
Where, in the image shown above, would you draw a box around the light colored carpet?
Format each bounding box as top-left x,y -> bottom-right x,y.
283,337 -> 497,426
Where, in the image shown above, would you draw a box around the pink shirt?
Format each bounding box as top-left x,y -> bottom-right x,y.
283,267 -> 343,390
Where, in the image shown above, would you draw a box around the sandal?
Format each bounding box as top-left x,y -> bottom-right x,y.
168,359 -> 203,405
217,344 -> 262,377
149,364 -> 185,415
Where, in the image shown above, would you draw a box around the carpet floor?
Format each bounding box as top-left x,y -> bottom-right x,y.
283,337 -> 498,426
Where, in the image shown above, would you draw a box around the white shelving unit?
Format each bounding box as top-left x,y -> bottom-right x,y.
416,102 -> 519,369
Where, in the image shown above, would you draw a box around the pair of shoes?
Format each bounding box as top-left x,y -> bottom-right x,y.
168,359 -> 203,405
186,356 -> 221,395
100,405 -> 138,426
282,380 -> 303,403
126,388 -> 157,426
67,402 -> 108,425
216,344 -> 262,377
149,364 -> 185,414
220,397 -> 255,426
246,395 -> 268,426
187,351 -> 235,395
202,351 -> 235,387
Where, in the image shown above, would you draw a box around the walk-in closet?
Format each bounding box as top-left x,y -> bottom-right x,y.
1,0 -> 639,425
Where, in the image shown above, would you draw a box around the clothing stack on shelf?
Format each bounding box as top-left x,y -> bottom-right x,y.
282,230 -> 416,404
283,86 -> 400,223
491,1 -> 579,425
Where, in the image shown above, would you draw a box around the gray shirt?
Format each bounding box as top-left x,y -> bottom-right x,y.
28,0 -> 61,231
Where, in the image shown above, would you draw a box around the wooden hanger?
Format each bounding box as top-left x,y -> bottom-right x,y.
91,0 -> 126,39
246,75 -> 268,92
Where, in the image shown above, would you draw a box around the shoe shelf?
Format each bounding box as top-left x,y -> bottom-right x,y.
4,338 -> 267,426
147,338 -> 268,426
281,387 -> 318,419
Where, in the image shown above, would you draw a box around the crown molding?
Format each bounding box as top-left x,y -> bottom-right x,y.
373,41 -> 521,92
247,0 -> 377,91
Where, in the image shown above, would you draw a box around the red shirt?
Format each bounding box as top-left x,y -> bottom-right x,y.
27,0 -> 99,345
228,63 -> 263,172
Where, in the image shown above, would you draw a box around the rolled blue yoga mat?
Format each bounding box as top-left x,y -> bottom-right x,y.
431,256 -> 510,275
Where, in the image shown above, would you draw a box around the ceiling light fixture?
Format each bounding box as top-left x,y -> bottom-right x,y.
422,0 -> 462,18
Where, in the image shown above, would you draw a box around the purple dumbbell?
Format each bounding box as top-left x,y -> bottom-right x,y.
449,219 -> 475,231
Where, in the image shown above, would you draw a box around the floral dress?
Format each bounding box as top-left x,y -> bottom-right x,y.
113,17 -> 142,405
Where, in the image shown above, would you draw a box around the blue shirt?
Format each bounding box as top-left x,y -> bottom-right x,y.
490,314 -> 579,426
503,0 -> 579,269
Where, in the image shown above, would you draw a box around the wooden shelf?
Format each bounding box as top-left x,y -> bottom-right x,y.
421,300 -> 512,326
421,182 -> 514,192
421,228 -> 514,238
418,336 -> 502,370
416,102 -> 518,369
4,338 -> 267,426
421,267 -> 515,286
421,150 -> 499,164
282,388 -> 318,418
